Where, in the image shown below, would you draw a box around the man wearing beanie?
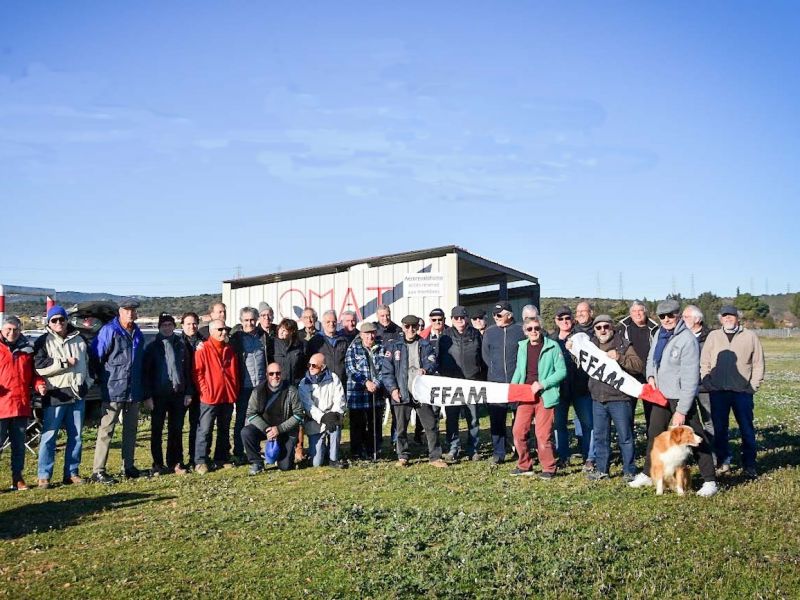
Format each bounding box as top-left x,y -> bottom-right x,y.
193,319 -> 239,474
90,298 -> 145,483
33,306 -> 89,488
143,313 -> 194,475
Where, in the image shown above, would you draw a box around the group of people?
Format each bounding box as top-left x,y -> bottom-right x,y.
0,296 -> 764,497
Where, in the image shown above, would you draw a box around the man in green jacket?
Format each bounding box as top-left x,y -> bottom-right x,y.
509,315 -> 566,478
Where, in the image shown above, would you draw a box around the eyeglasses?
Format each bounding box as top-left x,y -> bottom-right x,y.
658,313 -> 677,320
309,363 -> 322,369
594,324 -> 612,331
403,324 -> 419,330
525,326 -> 542,332
49,317 -> 66,323
452,316 -> 466,320
556,316 -> 572,321
215,327 -> 231,333
430,317 -> 443,322
267,371 -> 282,377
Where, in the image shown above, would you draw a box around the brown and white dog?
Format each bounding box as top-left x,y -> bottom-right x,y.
650,425 -> 702,495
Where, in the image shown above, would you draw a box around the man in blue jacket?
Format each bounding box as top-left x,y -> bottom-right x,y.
380,315 -> 448,468
90,299 -> 146,483
481,301 -> 525,465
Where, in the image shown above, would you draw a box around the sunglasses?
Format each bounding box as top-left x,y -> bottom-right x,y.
267,371 -> 282,377
452,316 -> 466,320
309,363 -> 322,369
215,327 -> 231,333
556,316 -> 572,321
403,324 -> 419,329
525,326 -> 542,332
430,317 -> 443,322
49,317 -> 66,323
594,324 -> 612,331
658,313 -> 677,320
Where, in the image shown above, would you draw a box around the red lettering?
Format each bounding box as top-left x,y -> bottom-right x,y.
339,288 -> 362,322
309,288 -> 335,312
278,288 -> 307,320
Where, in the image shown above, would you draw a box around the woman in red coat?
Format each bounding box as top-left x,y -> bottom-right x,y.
0,317 -> 46,490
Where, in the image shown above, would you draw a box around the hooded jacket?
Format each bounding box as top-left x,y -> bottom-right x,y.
646,319 -> 700,415
0,335 -> 43,419
33,325 -> 89,405
481,322 -> 525,383
298,368 -> 346,436
438,325 -> 484,380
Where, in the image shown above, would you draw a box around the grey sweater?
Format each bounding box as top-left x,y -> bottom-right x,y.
646,319 -> 700,415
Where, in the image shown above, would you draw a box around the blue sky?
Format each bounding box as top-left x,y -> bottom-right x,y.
2,2 -> 798,300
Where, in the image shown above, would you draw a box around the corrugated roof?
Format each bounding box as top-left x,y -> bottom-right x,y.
225,245 -> 537,289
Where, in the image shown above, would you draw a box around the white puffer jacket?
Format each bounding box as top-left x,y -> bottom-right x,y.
298,370 -> 346,436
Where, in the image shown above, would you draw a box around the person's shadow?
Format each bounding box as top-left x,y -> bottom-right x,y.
0,492 -> 168,540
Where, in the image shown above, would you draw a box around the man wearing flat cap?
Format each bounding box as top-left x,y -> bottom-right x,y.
700,304 -> 765,478
439,306 -> 485,461
90,298 -> 146,483
629,299 -> 718,496
345,321 -> 386,460
481,301 -> 525,464
380,315 -> 447,467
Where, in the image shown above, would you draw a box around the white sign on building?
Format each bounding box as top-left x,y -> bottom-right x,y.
403,272 -> 445,298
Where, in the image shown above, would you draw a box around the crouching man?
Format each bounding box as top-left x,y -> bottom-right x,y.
241,362 -> 304,474
298,353 -> 347,468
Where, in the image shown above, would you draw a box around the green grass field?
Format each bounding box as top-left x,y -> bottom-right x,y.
1,338 -> 798,599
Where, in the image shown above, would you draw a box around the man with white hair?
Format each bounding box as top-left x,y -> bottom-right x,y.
299,307 -> 319,343
683,304 -> 714,437
700,305 -> 765,478
230,307 -> 267,464
256,302 -> 277,363
338,310 -> 359,343
521,304 -> 539,320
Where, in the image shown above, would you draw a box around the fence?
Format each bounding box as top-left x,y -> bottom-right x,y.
754,328 -> 800,338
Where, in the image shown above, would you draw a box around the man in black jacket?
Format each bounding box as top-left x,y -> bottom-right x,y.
143,313 -> 194,475
439,306 -> 484,461
306,310 -> 349,386
180,312 -> 205,469
240,363 -> 304,474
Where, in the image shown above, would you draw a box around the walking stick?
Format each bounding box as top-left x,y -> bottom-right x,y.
371,390 -> 378,462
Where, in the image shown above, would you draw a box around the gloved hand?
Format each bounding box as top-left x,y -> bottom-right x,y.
321,411 -> 340,432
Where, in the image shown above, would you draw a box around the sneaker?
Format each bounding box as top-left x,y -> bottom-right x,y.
628,473 -> 653,488
743,467 -> 758,479
583,460 -> 596,473
696,481 -> 719,497
510,467 -> 534,476
38,479 -> 50,490
329,460 -> 348,469
62,474 -> 84,485
90,471 -> 118,485
587,470 -> 609,481
622,473 -> 637,483
715,463 -> 732,475
248,463 -> 264,476
444,452 -> 459,464
538,471 -> 555,480
429,459 -> 449,468
124,467 -> 141,479
12,478 -> 29,491
194,463 -> 209,475
396,458 -> 409,467
173,465 -> 188,476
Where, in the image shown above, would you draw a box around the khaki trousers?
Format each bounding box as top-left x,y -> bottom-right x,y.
92,401 -> 140,473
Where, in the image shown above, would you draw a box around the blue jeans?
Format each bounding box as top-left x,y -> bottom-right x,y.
307,428 -> 341,467
592,401 -> 636,475
232,387 -> 253,458
710,391 -> 756,469
0,416 -> 28,477
38,399 -> 85,480
445,404 -> 480,457
554,394 -> 595,463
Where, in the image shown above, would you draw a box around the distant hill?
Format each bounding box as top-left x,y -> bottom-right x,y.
8,292 -> 221,319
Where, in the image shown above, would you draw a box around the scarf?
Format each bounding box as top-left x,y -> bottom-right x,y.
653,327 -> 674,369
160,335 -> 183,393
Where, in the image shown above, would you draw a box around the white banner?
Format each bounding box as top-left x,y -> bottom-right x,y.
568,332 -> 643,398
411,374 -> 535,406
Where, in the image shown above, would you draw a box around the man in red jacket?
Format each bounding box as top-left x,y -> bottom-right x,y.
1,317 -> 46,490
193,319 -> 239,474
